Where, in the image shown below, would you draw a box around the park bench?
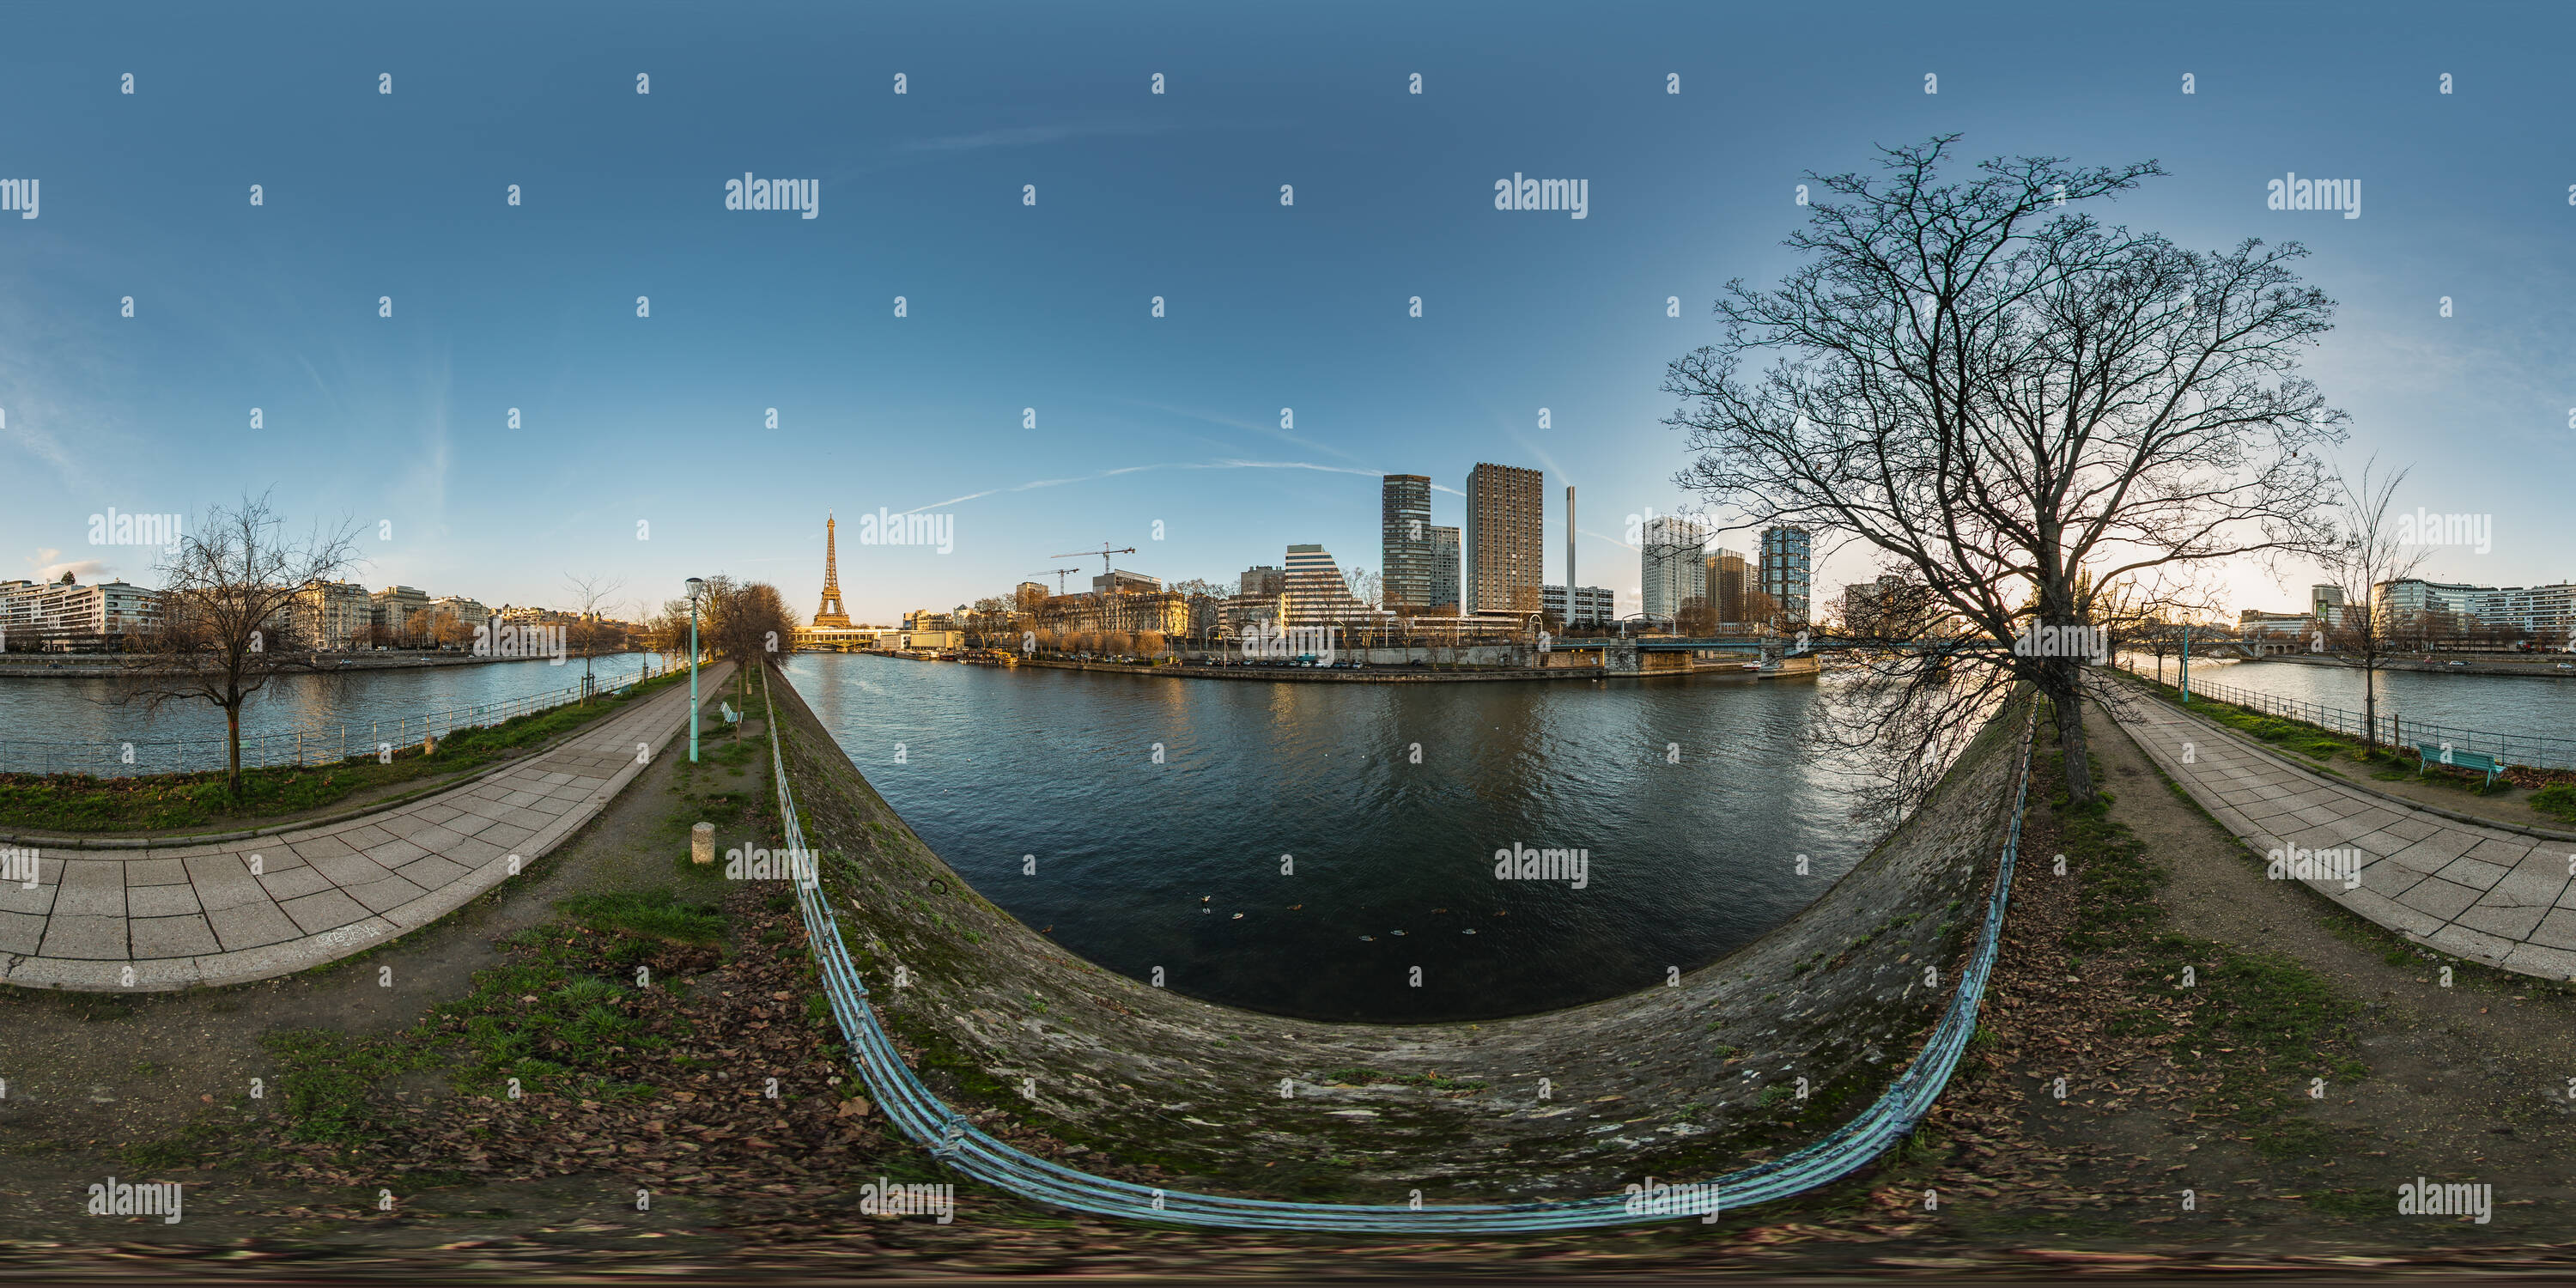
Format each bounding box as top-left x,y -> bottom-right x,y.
2415,741 -> 2503,789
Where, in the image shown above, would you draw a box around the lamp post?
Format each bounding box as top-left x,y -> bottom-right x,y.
686,577 -> 706,762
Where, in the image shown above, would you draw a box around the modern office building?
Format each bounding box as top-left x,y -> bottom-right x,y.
0,578 -> 163,649
1381,473 -> 1434,612
1462,463 -> 1544,615
1283,544 -> 1387,627
2309,583 -> 2346,628
2376,579 -> 2576,641
1428,526 -> 1461,614
1760,526 -> 1812,627
2239,610 -> 2317,640
1639,514 -> 1710,622
1707,548 -> 1750,623
1543,585 -> 1614,626
1239,565 -> 1286,599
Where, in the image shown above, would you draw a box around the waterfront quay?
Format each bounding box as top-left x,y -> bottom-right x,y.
852,642 -> 1825,683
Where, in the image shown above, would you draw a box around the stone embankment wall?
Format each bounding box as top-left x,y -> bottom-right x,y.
768,666 -> 2026,1205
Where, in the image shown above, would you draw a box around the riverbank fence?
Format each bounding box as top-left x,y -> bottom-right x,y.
0,662 -> 662,778
2119,664 -> 2576,772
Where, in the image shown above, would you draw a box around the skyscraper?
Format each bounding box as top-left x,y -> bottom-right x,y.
1381,474 -> 1433,611
1708,548 -> 1749,623
1463,463 -> 1544,614
1283,544 -> 1381,626
1429,526 -> 1461,613
1639,514 -> 1709,621
1760,526 -> 1811,627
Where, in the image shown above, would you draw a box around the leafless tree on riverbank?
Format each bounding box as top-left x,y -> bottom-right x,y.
2314,460 -> 2429,752
1665,137 -> 2343,816
112,494 -> 363,796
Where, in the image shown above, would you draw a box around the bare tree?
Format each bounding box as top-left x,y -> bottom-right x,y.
1665,137 -> 2342,810
2314,460 -> 2429,753
562,572 -> 628,702
114,495 -> 363,796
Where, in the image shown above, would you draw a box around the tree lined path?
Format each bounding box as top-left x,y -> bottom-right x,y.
0,662 -> 733,990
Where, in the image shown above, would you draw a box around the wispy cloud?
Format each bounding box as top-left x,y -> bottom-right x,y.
1118,399 -> 1370,466
27,547 -> 112,582
901,118 -> 1179,154
902,459 -> 1387,514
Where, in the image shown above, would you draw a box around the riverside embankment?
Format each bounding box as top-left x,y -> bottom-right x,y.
767,665 -> 2026,1203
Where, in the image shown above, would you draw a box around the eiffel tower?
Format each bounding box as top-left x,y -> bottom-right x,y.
812,511 -> 853,627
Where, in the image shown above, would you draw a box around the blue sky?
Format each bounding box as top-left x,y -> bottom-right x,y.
3,1 -> 2570,623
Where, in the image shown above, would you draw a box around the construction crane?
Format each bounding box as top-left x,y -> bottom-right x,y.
1051,544 -> 1138,592
1031,568 -> 1084,595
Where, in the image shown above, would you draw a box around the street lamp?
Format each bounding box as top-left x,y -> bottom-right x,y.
685,577 -> 706,762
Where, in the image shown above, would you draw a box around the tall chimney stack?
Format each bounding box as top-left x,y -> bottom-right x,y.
1565,485 -> 1576,623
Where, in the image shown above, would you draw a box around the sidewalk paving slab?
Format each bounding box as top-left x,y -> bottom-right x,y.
0,664 -> 729,992
2100,674 -> 2576,984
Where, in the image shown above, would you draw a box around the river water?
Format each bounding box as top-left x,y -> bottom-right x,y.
2127,654 -> 2576,767
0,653 -> 658,775
785,653 -> 1875,1023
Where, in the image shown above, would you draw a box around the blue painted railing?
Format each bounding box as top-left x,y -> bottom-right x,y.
762,665 -> 2037,1230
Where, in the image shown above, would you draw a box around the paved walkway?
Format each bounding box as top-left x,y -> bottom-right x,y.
2098,677 -> 2576,982
0,663 -> 733,991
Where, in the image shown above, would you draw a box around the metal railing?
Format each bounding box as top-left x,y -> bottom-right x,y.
0,661 -> 663,778
763,663 -> 2039,1230
2123,665 -> 2576,772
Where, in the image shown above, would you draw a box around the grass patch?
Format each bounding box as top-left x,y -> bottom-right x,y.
2532,782 -> 2576,825
556,889 -> 728,945
249,888 -> 727,1155
2044,699 -> 2367,1157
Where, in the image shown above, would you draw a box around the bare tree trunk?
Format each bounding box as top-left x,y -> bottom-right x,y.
226,704 -> 243,796
2050,658 -> 2095,805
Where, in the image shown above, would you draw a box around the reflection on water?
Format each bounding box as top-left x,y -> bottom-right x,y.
787,653 -> 1876,1023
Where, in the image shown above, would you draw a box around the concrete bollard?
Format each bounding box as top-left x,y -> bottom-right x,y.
691,822 -> 715,865
422,734 -> 437,756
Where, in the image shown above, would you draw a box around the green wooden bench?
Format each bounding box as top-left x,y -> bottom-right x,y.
2415,741 -> 2503,789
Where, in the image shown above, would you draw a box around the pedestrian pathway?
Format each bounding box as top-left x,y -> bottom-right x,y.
2097,676 -> 2576,982
0,663 -> 734,991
